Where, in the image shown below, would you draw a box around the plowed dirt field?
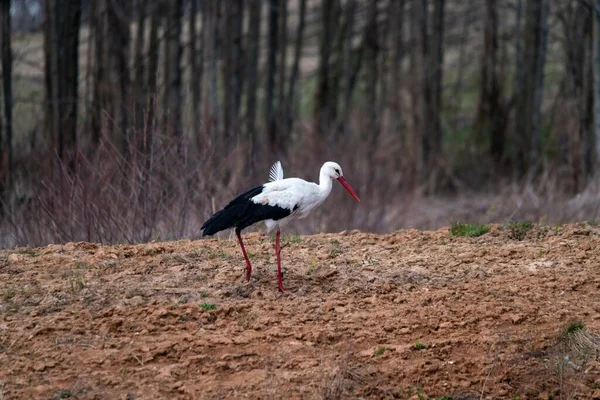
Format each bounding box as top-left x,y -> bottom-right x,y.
2,224 -> 600,399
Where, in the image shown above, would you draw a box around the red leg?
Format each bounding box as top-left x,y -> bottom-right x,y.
276,229 -> 287,292
235,228 -> 252,281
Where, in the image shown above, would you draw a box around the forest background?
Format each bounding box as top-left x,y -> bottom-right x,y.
0,0 -> 598,247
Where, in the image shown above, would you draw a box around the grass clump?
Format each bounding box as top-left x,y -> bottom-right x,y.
449,222 -> 490,237
54,390 -> 72,399
413,340 -> 427,350
507,221 -> 534,240
373,346 -> 386,357
560,320 -> 585,341
14,247 -> 39,257
69,277 -> 85,293
200,302 -> 216,311
283,233 -> 302,245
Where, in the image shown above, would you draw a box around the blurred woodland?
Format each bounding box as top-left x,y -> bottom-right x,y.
0,0 -> 600,247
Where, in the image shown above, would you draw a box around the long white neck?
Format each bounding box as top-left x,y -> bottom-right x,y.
318,170 -> 333,198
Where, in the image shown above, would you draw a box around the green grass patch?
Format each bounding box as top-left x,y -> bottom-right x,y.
449,222 -> 490,237
54,390 -> 72,399
507,221 -> 534,240
283,233 -> 302,245
74,261 -> 89,269
14,247 -> 39,257
413,340 -> 427,350
560,320 -> 585,341
200,302 -> 216,311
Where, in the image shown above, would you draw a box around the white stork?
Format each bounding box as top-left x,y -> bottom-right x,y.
201,161 -> 360,292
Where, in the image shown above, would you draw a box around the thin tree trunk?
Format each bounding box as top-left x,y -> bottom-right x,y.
91,0 -> 103,144
1,0 -> 13,183
531,0 -> 548,169
83,0 -> 95,143
277,0 -> 288,131
314,0 -> 336,141
93,0 -> 130,153
473,0 -> 507,162
223,0 -> 243,142
190,0 -> 202,144
266,0 -> 280,155
44,0 -> 81,167
162,0 -> 183,137
145,1 -> 160,133
595,0 -> 600,165
428,0 -> 445,186
285,0 -> 307,135
514,0 -> 548,177
364,0 -> 378,149
203,0 -> 219,141
245,0 -> 261,168
339,0 -> 356,139
451,0 -> 473,134
554,1 -> 592,192
133,0 -> 146,131
511,0 -> 523,109
390,0 -> 405,134
412,0 -> 429,182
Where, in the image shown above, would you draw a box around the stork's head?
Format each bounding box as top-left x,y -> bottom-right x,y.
321,162 -> 360,202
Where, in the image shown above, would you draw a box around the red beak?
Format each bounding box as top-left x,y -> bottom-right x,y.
337,176 -> 360,202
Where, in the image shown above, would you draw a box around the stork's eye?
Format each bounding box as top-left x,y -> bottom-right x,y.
334,168 -> 340,175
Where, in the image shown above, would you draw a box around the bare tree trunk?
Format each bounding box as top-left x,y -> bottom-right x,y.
162,0 -> 182,137
245,0 -> 261,168
93,0 -> 130,153
133,0 -> 146,131
314,0 -> 337,141
450,0 -> 473,134
514,0 -> 548,177
411,0 -> 429,184
595,0 -> 600,166
364,0 -> 379,151
511,0 -> 523,108
390,0 -> 405,135
531,0 -> 548,169
203,0 -> 219,142
285,0 -> 307,135
83,0 -> 95,143
473,0 -> 507,162
44,0 -> 81,167
277,0 -> 288,132
339,0 -> 356,139
266,0 -> 280,155
426,0 -> 445,190
1,0 -> 13,183
554,1 -> 593,192
223,0 -> 243,142
190,0 -> 202,144
91,0 -> 102,144
145,1 -> 161,133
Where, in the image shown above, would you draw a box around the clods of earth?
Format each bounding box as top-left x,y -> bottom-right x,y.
2,224 -> 600,399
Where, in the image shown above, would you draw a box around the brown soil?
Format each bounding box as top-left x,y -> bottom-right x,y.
2,224 -> 600,399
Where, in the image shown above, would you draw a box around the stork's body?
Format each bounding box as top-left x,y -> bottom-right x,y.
201,161 -> 360,291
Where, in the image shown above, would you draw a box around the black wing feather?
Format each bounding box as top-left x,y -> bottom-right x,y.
201,185 -> 292,236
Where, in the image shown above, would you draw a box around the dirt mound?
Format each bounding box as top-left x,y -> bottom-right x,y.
2,224 -> 600,399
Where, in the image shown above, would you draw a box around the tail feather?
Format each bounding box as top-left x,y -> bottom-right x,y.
201,205 -> 243,236
201,186 -> 265,236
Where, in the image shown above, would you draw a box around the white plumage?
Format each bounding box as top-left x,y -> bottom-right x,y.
201,161 -> 360,292
268,160 -> 284,182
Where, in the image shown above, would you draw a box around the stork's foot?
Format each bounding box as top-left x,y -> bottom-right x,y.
245,265 -> 252,281
278,281 -> 288,292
